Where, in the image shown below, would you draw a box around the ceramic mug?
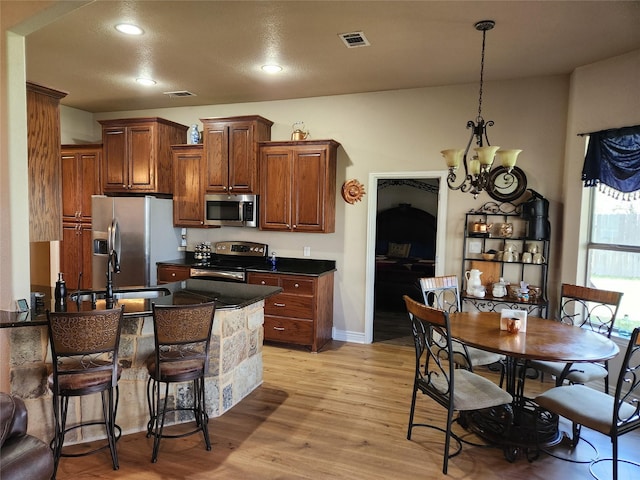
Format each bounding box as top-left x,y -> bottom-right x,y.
526,243 -> 539,254
507,318 -> 521,334
533,253 -> 545,264
522,252 -> 532,263
504,252 -> 518,262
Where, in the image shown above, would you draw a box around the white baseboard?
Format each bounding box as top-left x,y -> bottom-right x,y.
332,328 -> 367,344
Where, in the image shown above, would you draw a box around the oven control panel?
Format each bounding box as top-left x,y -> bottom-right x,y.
214,241 -> 268,257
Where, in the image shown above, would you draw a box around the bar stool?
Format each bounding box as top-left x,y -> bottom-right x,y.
46,306 -> 124,478
146,301 -> 216,462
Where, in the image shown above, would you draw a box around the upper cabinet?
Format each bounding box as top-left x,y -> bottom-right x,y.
172,144 -> 206,227
99,117 -> 188,194
201,116 -> 273,194
26,82 -> 67,242
61,144 -> 102,223
259,140 -> 339,233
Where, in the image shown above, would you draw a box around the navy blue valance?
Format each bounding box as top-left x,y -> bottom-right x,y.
582,125 -> 640,199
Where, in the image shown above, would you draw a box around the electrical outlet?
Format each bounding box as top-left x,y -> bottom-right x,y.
303,246 -> 311,257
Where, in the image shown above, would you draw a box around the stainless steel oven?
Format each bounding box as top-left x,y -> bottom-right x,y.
189,241 -> 267,283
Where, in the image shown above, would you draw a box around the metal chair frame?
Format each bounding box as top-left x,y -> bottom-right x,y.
146,301 -> 216,463
535,327 -> 640,480
534,283 -> 623,392
419,276 -> 504,373
404,295 -> 513,474
46,306 -> 124,478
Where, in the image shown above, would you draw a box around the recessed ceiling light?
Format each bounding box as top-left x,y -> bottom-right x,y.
115,23 -> 144,35
136,77 -> 156,86
261,64 -> 283,74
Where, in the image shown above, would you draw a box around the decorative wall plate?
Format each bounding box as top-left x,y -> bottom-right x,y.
341,179 -> 366,204
487,166 -> 528,202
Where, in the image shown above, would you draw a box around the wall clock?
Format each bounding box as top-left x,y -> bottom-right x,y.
487,166 -> 528,202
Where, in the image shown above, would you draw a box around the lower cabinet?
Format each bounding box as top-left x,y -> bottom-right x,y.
60,223 -> 93,290
157,264 -> 191,284
247,271 -> 334,352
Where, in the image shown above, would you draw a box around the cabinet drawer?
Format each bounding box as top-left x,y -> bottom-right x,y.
281,277 -> 314,295
264,316 -> 313,344
248,273 -> 279,287
157,265 -> 191,283
264,293 -> 313,319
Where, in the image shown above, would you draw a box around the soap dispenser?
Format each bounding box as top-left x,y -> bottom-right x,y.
270,251 -> 277,270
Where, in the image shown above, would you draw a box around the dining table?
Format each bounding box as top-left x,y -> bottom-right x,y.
448,310 -> 620,460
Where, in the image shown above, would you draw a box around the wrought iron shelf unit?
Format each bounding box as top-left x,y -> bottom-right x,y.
461,202 -> 549,317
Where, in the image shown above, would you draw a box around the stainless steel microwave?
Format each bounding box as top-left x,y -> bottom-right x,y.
204,194 -> 258,227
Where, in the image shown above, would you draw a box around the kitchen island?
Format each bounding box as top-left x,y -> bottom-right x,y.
3,279 -> 281,445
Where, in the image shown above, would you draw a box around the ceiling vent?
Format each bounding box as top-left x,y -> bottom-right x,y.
338,31 -> 370,48
163,90 -> 197,98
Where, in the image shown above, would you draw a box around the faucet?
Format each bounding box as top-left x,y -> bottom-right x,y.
105,249 -> 121,307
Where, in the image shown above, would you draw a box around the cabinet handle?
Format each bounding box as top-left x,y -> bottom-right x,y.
260,281 -> 266,285
293,225 -> 297,229
229,186 -> 233,191
294,283 -> 299,288
273,326 -> 285,331
106,130 -> 124,135
273,302 -> 286,307
171,273 -> 176,277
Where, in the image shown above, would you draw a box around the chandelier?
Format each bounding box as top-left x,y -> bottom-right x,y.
442,20 -> 521,198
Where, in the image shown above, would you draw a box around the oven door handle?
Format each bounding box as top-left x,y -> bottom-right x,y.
189,268 -> 245,282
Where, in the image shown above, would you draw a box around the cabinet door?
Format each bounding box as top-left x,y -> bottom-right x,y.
260,148 -> 293,230
173,146 -> 205,227
61,153 -> 80,222
102,127 -> 127,191
128,124 -> 155,191
203,123 -> 229,192
293,148 -> 328,232
60,223 -> 92,290
79,150 -> 101,222
228,121 -> 255,193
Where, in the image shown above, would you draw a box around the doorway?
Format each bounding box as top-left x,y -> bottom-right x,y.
364,171 -> 449,344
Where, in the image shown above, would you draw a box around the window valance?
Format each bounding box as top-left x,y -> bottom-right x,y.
582,125 -> 640,199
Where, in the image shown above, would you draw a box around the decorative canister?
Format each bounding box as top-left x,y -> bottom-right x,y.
188,124 -> 200,145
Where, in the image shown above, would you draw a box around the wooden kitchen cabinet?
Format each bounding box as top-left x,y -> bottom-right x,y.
247,271 -> 335,352
259,140 -> 339,233
60,223 -> 93,290
26,82 -> 67,242
157,264 -> 191,284
59,144 -> 102,289
99,117 -> 188,194
201,115 -> 272,194
172,144 -> 206,227
61,144 -> 102,223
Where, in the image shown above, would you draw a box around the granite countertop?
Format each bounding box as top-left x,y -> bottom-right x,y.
158,256 -> 337,276
0,279 -> 282,327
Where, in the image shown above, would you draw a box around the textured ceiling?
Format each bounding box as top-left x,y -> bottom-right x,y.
20,0 -> 640,113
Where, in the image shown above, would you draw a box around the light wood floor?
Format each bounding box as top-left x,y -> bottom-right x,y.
55,340 -> 640,479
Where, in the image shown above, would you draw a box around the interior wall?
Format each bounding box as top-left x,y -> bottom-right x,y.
65,75 -> 569,340
561,49 -> 640,287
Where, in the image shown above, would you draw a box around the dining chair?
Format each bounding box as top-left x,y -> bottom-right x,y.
46,306 -> 124,478
419,276 -> 504,371
403,295 -> 513,474
146,301 -> 216,463
529,283 -> 623,393
535,326 -> 640,480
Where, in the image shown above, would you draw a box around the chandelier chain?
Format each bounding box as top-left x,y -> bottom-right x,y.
478,28 -> 487,120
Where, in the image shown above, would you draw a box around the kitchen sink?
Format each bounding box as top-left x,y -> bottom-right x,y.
69,287 -> 171,303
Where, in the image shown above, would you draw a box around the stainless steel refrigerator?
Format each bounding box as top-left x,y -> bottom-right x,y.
92,195 -> 181,289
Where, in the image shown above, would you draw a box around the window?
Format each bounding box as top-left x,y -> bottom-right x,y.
586,188 -> 640,337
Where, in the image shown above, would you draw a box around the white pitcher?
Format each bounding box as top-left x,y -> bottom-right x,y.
465,269 -> 483,296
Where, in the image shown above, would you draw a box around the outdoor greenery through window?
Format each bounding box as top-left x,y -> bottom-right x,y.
587,188 -> 640,338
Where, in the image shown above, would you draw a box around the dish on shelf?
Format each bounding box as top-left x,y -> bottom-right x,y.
482,253 -> 496,260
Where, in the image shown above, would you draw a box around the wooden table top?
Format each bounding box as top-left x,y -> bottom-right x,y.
449,311 -> 619,363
